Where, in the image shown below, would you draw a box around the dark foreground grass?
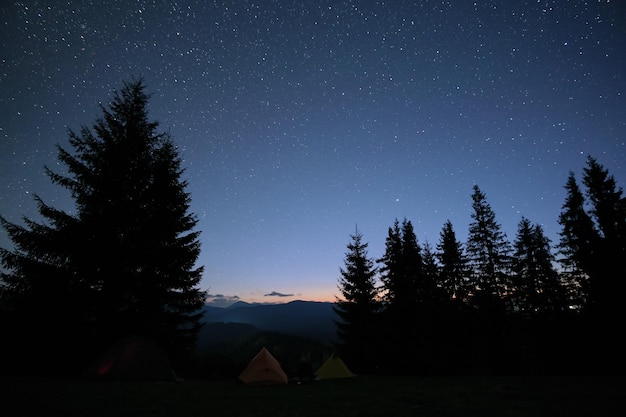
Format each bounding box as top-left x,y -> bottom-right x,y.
1,375 -> 623,417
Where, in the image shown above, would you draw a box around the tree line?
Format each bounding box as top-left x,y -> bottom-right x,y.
1,79 -> 623,377
335,158 -> 625,375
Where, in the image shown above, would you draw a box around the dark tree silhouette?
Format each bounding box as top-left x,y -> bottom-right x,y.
378,219 -> 402,306
557,157 -> 626,316
581,156 -> 626,317
557,156 -> 626,374
557,172 -> 596,309
436,220 -> 469,302
0,79 -> 206,374
511,217 -> 566,315
378,218 -> 442,373
462,186 -> 514,373
421,241 -> 440,299
379,218 -> 426,308
583,157 -> 626,249
466,185 -> 512,310
334,226 -> 380,373
399,219 -> 426,303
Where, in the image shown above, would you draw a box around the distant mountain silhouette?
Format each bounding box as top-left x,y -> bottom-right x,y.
199,300 -> 339,347
225,301 -> 257,309
196,322 -> 260,351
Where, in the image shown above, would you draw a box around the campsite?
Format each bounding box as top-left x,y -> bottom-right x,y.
2,374 -> 622,417
2,320 -> 623,416
3,345 -> 623,417
3,343 -> 621,416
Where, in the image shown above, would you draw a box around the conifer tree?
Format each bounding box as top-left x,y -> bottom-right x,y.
558,172 -> 598,271
581,156 -> 626,315
436,220 -> 469,302
511,217 -> 565,315
421,241 -> 440,299
378,219 -> 402,305
557,172 -> 596,306
0,79 -> 206,372
334,226 -> 380,373
399,219 -> 424,304
379,218 -> 427,309
378,218 -> 433,373
559,157 -> 626,316
583,157 -> 626,251
466,185 -> 512,309
558,157 -> 626,373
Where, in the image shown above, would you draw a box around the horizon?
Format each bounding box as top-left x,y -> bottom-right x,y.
205,295 -> 337,308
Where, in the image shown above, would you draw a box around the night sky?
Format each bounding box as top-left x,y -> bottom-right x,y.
1,1 -> 624,306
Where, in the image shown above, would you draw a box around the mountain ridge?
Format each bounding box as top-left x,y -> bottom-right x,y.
199,300 -> 339,347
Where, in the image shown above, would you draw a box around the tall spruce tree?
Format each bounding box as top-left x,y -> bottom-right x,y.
583,157 -> 626,251
378,219 -> 402,306
0,80 -> 206,373
558,157 -> 626,373
377,218 -> 432,373
334,226 -> 380,373
557,172 -> 596,307
379,218 -> 425,309
559,157 -> 626,316
581,156 -> 626,316
436,220 -> 469,302
399,219 -> 425,304
421,241 -> 440,300
511,217 -> 565,315
466,185 -> 512,309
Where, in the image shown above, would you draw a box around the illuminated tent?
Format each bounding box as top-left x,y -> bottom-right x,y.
315,354 -> 355,379
88,335 -> 178,381
239,347 -> 288,385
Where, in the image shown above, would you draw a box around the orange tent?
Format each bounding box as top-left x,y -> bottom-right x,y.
239,347 -> 288,385
88,335 -> 178,381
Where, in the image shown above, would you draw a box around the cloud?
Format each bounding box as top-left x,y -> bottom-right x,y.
264,291 -> 294,298
205,294 -> 240,307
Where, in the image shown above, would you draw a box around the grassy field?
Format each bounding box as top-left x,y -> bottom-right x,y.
1,375 -> 623,417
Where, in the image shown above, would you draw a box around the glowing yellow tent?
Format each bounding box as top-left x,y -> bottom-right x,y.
315,354 -> 355,379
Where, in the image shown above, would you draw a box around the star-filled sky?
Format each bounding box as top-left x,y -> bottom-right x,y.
1,1 -> 624,307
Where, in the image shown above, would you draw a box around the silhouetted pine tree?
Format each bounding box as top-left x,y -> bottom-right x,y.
399,219 -> 425,303
418,239 -> 459,374
378,218 -> 427,310
433,222 -> 475,374
421,241 -> 440,298
466,185 -> 512,310
581,156 -> 626,317
558,171 -> 599,271
0,196 -> 87,374
511,217 -> 566,315
378,219 -> 402,305
463,186 -> 514,372
436,220 -> 470,302
378,218 -> 436,373
0,79 -> 206,374
557,157 -> 626,373
557,157 -> 626,315
334,226 -> 380,373
557,172 -> 596,307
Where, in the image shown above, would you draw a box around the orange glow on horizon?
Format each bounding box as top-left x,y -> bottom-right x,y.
226,287 -> 338,305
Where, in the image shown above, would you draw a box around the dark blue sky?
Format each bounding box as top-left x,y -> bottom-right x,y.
1,1 -> 624,306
